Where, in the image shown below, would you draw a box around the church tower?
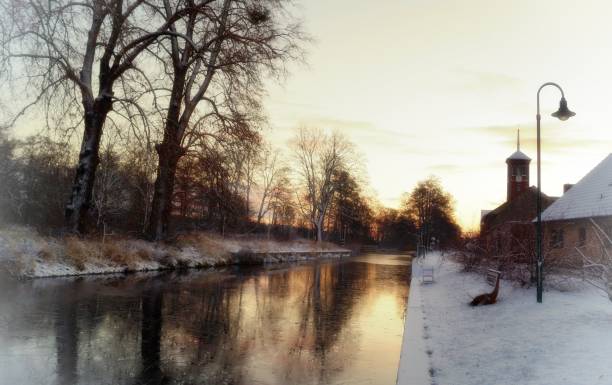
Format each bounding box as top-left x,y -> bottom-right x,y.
506,129 -> 531,202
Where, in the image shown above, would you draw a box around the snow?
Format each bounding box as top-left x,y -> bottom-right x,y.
396,263 -> 430,385
507,150 -> 531,161
398,252 -> 612,385
0,227 -> 350,279
541,153 -> 612,221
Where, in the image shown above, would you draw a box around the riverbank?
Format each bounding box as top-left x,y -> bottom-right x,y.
398,252 -> 612,385
396,261 -> 429,385
0,227 -> 351,278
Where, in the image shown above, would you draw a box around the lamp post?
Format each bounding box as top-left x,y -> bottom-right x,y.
536,82 -> 575,303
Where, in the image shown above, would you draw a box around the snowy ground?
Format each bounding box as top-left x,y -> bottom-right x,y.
0,226 -> 350,278
399,252 -> 612,385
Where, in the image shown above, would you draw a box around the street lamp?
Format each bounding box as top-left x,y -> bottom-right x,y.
536,82 -> 575,303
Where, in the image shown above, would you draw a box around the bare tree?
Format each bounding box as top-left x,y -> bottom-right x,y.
255,145 -> 287,224
292,127 -> 353,242
0,128 -> 20,223
92,138 -> 128,234
146,0 -> 304,240
576,218 -> 612,300
268,168 -> 295,235
0,0 -> 196,234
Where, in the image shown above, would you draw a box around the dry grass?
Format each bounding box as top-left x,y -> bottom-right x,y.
1,226 -> 347,277
64,236 -> 92,270
63,236 -> 169,270
175,232 -> 233,259
176,231 -> 344,256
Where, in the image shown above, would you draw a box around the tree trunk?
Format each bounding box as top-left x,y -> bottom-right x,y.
65,97 -> 112,234
316,216 -> 324,243
147,141 -> 183,241
147,67 -> 187,241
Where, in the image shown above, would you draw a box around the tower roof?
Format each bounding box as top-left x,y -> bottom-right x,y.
507,128 -> 531,161
507,150 -> 531,161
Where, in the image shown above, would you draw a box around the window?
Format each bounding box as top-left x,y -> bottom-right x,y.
550,229 -> 564,249
578,227 -> 586,247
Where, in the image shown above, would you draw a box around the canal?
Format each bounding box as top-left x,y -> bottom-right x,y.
0,253 -> 412,385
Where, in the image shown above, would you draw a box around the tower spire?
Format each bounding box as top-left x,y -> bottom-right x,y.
517,128 -> 520,151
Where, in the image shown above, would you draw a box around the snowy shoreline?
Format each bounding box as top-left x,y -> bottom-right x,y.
396,262 -> 430,385
0,227 -> 351,279
398,252 -> 612,385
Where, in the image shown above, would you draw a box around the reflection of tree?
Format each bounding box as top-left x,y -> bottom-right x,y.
55,290 -> 79,385
8,258 -> 411,385
160,273 -> 249,384
279,261 -> 370,384
137,284 -> 166,385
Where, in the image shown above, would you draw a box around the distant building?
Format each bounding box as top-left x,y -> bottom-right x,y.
480,132 -> 556,259
541,154 -> 612,261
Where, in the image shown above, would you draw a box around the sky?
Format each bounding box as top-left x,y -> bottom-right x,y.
263,0 -> 612,230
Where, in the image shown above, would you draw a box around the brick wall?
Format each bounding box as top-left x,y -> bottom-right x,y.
544,217 -> 612,265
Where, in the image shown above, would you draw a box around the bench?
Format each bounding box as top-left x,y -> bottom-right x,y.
422,266 -> 434,284
486,269 -> 501,286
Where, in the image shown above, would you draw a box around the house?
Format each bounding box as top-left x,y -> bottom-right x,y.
540,154 -> 612,262
480,132 -> 556,259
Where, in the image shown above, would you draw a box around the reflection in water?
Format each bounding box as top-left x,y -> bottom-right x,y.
0,254 -> 411,385
139,285 -> 165,385
55,287 -> 79,385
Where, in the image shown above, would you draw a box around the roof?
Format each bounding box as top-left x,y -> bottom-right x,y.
482,186 -> 556,231
507,150 -> 531,161
541,154 -> 612,222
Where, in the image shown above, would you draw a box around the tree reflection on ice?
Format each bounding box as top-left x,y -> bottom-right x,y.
0,254 -> 411,385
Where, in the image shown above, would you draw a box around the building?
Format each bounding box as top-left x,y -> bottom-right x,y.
480,132 -> 556,259
540,154 -> 612,262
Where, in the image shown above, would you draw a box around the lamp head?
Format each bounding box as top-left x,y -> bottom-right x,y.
551,97 -> 576,121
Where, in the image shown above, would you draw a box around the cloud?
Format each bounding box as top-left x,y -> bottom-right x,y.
455,69 -> 523,92
464,123 -> 608,154
428,163 -> 463,173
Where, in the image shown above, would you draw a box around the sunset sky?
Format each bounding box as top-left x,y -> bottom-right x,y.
263,0 -> 612,230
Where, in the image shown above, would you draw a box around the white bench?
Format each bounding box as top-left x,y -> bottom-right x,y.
422,266 -> 434,284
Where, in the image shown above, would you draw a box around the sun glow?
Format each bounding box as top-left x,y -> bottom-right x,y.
263,0 -> 612,231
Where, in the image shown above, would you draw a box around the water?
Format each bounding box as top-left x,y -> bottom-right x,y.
0,254 -> 412,385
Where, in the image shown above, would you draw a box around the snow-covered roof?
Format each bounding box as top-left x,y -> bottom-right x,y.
507,150 -> 531,161
541,154 -> 612,222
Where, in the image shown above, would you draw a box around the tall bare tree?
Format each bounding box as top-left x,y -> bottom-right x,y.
0,0 -> 195,233
293,127 -> 353,242
255,145 -> 286,224
146,0 -> 304,240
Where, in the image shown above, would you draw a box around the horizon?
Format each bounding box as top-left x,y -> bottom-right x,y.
261,0 -> 612,231
5,0 -> 612,232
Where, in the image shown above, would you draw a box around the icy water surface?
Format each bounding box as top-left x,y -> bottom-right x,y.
0,254 -> 411,385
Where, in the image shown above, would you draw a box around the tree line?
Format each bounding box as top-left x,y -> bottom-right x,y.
0,123 -> 459,248
0,0 -> 460,247
0,0 -> 304,240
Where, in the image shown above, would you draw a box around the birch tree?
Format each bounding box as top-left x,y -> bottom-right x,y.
293,128 -> 353,243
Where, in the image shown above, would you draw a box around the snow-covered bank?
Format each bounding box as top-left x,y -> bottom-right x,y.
396,262 -> 430,385
0,227 -> 351,278
399,252 -> 612,385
